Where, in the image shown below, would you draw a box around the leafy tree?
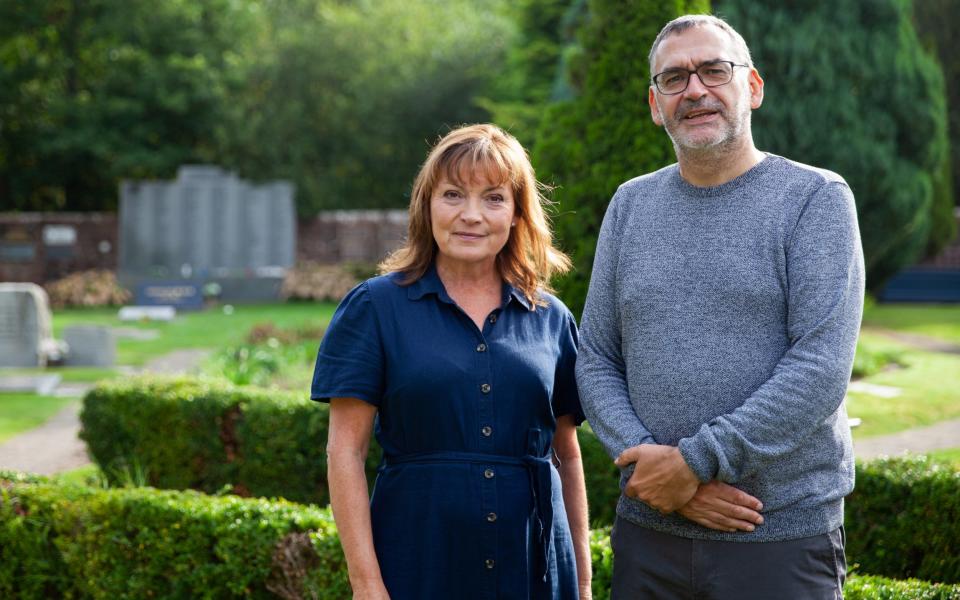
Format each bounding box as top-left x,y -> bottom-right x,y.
715,0 -> 951,288
532,0 -> 710,317
220,0 -> 513,214
0,0 -> 257,211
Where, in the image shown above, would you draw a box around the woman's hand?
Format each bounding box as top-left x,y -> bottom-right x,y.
677,480 -> 764,532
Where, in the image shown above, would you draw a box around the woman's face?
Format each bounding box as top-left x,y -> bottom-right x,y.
430,175 -> 516,272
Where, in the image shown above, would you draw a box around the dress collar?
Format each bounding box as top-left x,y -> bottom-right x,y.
406,263 -> 533,311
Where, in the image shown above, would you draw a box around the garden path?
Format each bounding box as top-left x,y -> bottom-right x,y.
0,349 -> 210,475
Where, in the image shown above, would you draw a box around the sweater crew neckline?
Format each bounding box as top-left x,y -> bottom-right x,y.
670,153 -> 777,198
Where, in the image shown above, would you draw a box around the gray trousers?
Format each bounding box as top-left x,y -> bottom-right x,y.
610,516 -> 846,600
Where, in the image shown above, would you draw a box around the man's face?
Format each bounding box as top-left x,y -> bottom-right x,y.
648,25 -> 763,154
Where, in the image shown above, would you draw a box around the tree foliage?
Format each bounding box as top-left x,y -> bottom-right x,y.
0,0 -> 512,214
532,0 -> 710,317
715,0 -> 952,288
912,0 -> 959,254
0,0 -> 254,211
220,0 -> 512,214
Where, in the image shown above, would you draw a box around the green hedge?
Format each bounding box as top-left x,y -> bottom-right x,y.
81,377 -> 960,585
0,472 -> 349,599
80,377 -> 381,506
846,456 -> 960,584
3,473 -> 958,599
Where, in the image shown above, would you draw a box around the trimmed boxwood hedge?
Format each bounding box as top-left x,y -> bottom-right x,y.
80,377 -> 960,585
845,456 -> 960,584
80,376 -> 382,506
0,471 -> 350,599
3,473 -> 959,599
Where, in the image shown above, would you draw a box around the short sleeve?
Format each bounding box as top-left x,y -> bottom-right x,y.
310,281 -> 385,406
552,309 -> 585,425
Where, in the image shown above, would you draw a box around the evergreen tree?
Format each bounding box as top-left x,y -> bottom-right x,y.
533,0 -> 710,317
715,0 -> 951,288
912,0 -> 958,255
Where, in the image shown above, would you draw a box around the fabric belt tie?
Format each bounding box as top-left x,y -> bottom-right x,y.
381,450 -> 555,592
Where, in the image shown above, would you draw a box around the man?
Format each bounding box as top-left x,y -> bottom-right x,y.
576,14 -> 864,599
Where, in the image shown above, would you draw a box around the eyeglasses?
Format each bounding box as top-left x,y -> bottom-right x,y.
652,60 -> 750,95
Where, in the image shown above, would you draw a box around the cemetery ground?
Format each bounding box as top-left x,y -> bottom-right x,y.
1,300 -> 959,476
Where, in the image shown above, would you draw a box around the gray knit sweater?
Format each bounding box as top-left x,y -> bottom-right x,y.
576,154 -> 865,542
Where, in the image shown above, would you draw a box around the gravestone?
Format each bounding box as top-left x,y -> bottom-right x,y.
63,325 -> 115,367
0,283 -> 59,367
119,165 -> 296,303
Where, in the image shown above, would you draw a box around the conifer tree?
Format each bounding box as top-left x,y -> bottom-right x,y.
533,0 -> 710,316
716,0 -> 951,287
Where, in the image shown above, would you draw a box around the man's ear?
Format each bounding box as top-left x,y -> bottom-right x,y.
748,68 -> 764,110
649,87 -> 664,126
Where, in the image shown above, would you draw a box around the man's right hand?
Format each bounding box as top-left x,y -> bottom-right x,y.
677,481 -> 764,532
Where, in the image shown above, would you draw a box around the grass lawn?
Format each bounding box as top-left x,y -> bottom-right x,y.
52,302 -> 337,367
0,393 -> 75,443
925,447 -> 960,468
847,331 -> 960,439
862,302 -> 960,345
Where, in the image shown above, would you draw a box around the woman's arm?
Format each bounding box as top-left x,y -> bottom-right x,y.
553,415 -> 593,599
327,397 -> 390,599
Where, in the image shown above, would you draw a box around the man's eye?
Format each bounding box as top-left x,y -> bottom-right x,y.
662,72 -> 685,85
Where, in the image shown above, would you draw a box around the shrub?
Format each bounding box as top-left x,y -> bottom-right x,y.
280,262 -> 360,303
79,376 -> 383,506
44,269 -> 131,308
2,473 -> 957,599
846,456 -> 960,584
80,378 -> 960,584
0,475 -> 349,599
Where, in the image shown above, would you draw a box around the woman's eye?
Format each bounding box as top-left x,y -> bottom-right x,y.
443,190 -> 461,198
487,195 -> 504,203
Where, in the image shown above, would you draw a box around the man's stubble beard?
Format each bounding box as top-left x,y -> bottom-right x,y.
657,92 -> 752,163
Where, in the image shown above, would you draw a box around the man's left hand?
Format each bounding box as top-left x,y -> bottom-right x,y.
615,444 -> 700,513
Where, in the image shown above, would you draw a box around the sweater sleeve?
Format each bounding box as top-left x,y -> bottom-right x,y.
678,181 -> 864,483
576,189 -> 657,460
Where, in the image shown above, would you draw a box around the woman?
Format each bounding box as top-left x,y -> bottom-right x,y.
312,124 -> 592,599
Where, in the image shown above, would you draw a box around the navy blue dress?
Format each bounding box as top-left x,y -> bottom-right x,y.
311,265 -> 583,600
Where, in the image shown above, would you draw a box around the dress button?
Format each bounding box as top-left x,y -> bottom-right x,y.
484,468 -> 495,479
485,559 -> 495,569
480,383 -> 491,394
476,343 -> 487,352
481,425 -> 492,437
489,314 -> 497,324
486,512 -> 498,522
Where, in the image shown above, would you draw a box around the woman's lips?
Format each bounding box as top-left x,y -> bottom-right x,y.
454,232 -> 485,240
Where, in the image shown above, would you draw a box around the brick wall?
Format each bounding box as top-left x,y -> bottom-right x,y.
1,210 -> 409,285
297,210 -> 408,265
0,213 -> 118,284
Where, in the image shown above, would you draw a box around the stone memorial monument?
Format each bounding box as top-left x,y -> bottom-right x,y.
118,165 -> 296,303
0,282 -> 61,367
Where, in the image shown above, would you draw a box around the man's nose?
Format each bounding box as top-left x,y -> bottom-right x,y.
682,72 -> 709,98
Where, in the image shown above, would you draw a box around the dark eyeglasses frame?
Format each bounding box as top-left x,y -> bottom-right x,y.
651,60 -> 751,95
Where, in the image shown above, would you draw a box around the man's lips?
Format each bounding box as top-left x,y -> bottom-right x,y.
682,109 -> 719,120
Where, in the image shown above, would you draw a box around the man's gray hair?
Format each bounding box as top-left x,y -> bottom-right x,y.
648,14 -> 753,75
